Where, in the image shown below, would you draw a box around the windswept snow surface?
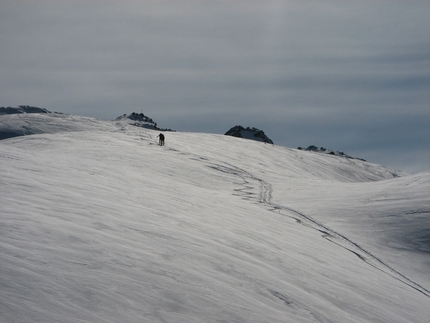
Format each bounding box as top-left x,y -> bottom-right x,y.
1,113 -> 429,322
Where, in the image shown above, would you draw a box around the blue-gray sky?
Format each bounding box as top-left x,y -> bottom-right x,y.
1,0 -> 429,173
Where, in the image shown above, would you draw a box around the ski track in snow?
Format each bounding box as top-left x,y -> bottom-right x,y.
192,150 -> 430,303
187,161 -> 332,322
154,141 -> 430,322
208,160 -> 430,299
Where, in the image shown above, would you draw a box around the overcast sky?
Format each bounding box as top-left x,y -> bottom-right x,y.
1,0 -> 429,173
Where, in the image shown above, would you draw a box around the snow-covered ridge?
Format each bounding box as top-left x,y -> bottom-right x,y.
0,107 -> 174,140
0,107 -> 406,179
298,145 -> 366,161
115,112 -> 174,132
0,105 -> 50,115
0,106 -> 112,140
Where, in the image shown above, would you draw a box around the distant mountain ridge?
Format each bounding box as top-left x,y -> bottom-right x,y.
0,105 -> 50,115
0,107 -> 174,140
0,106 -> 366,164
298,145 -> 366,161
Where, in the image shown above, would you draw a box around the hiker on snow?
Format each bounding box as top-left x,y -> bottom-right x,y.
157,133 -> 165,146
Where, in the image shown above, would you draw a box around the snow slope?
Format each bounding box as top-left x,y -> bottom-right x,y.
1,113 -> 429,322
0,110 -> 115,140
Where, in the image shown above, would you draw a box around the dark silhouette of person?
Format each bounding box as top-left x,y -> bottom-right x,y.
157,133 -> 165,146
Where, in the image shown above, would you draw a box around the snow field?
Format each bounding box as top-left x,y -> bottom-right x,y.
1,116 -> 429,322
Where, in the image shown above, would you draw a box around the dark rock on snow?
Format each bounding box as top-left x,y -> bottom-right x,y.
225,125 -> 274,144
298,145 -> 366,161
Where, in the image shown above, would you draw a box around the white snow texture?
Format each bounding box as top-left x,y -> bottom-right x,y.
1,110 -> 429,323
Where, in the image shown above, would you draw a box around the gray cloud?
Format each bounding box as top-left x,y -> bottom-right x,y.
1,0 -> 429,173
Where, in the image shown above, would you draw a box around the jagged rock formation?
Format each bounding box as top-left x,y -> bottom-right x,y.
298,145 -> 366,161
115,112 -> 174,132
225,125 -> 274,144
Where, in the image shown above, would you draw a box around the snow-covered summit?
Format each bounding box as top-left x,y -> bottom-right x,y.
0,105 -> 50,115
225,125 -> 274,144
115,112 -> 174,132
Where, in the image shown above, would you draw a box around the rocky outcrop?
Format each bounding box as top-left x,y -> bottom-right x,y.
225,125 -> 274,144
114,112 -> 174,132
297,145 -> 366,161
